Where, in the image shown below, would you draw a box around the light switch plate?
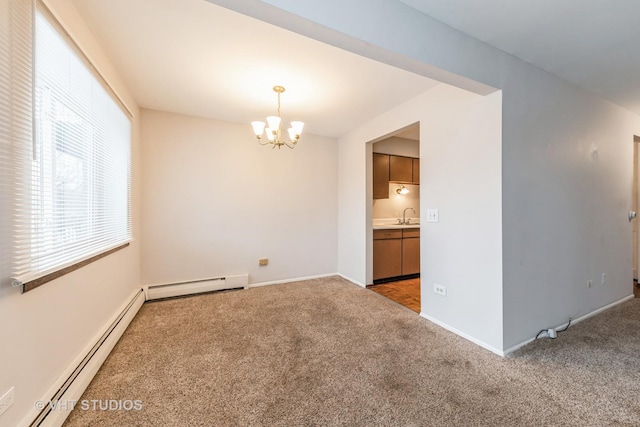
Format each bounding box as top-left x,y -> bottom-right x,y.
427,209 -> 439,223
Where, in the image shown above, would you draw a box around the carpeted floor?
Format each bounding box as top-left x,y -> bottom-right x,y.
63,276 -> 640,426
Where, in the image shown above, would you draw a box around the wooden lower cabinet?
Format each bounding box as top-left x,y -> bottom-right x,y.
402,237 -> 420,275
373,228 -> 420,281
373,230 -> 402,280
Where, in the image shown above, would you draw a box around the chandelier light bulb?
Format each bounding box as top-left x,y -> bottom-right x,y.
266,116 -> 281,130
251,121 -> 265,138
290,121 -> 304,135
265,128 -> 276,142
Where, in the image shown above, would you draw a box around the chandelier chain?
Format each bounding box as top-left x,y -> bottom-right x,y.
277,92 -> 281,117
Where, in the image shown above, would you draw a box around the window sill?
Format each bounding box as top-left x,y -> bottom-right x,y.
22,242 -> 130,293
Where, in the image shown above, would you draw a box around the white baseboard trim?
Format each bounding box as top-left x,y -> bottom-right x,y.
22,288 -> 145,427
419,312 -> 506,357
502,293 -> 635,356
336,273 -> 366,288
249,273 -> 339,288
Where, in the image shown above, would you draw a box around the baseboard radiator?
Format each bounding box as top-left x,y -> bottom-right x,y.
145,274 -> 249,300
29,289 -> 145,427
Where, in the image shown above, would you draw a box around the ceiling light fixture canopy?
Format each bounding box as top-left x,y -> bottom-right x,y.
251,85 -> 304,149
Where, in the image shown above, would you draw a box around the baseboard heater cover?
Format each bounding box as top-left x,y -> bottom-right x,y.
145,274 -> 249,300
29,289 -> 145,427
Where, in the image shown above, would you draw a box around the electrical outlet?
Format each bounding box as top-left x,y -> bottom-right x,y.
259,258 -> 268,266
434,284 -> 446,296
601,273 -> 606,285
0,387 -> 14,417
587,280 -> 592,288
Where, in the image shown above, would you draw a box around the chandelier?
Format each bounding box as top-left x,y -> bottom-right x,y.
251,85 -> 304,149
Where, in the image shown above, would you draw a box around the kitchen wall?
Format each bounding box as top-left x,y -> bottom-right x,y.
223,0 -> 640,353
373,136 -> 419,157
140,109 -> 339,287
372,184 -> 420,221
372,137 -> 420,221
0,0 -> 141,426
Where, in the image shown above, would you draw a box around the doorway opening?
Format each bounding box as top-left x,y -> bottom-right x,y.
366,122 -> 421,312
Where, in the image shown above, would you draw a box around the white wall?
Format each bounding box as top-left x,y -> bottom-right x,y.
140,109 -> 338,287
216,0 -> 640,352
340,84 -> 504,352
0,0 -> 141,426
422,89 -> 503,353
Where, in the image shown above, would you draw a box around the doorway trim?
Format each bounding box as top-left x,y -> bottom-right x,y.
633,136 -> 640,283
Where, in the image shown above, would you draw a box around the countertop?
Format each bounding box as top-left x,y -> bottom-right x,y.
372,219 -> 420,230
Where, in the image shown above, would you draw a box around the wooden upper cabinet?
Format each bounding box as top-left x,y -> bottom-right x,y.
389,155 -> 413,183
373,153 -> 390,199
374,153 -> 419,199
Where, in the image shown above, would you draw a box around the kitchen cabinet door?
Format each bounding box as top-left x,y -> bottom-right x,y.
402,237 -> 420,275
412,158 -> 420,184
373,153 -> 390,199
389,155 -> 413,183
373,238 -> 402,280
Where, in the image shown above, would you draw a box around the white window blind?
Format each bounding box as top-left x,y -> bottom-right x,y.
10,8 -> 132,290
1,0 -> 33,286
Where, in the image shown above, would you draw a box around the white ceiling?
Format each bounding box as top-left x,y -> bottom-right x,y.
71,0 -> 640,136
70,0 -> 440,138
401,0 -> 640,115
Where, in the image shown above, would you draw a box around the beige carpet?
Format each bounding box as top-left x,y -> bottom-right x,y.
63,277 -> 640,426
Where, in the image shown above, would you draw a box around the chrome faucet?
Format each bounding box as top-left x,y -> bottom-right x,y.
402,207 -> 416,225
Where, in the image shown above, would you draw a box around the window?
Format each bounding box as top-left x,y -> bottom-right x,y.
9,7 -> 132,292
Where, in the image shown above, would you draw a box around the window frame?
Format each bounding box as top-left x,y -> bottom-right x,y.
11,2 -> 133,293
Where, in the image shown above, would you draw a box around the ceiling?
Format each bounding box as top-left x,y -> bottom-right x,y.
401,0 -> 640,115
71,0 -> 640,137
69,0 -> 440,138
